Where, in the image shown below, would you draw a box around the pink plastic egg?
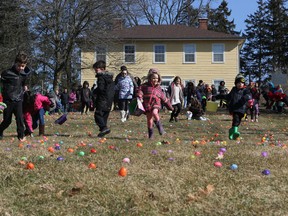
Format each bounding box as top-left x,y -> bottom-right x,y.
214,161 -> 223,167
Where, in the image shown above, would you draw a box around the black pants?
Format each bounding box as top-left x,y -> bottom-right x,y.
118,99 -> 131,111
0,101 -> 24,139
171,103 -> 182,118
94,110 -> 110,131
232,112 -> 244,127
81,101 -> 90,114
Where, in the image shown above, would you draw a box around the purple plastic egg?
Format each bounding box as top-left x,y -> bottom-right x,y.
262,169 -> 270,175
219,148 -> 226,153
57,156 -> 64,161
261,152 -> 268,157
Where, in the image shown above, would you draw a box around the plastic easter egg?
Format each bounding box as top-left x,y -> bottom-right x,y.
78,151 -> 85,156
137,143 -> 143,147
118,167 -> 127,177
21,156 -> 28,161
262,169 -> 271,175
57,156 -> 64,161
90,148 -> 97,153
261,152 -> 268,157
48,147 -> 55,153
38,156 -> 45,160
168,157 -> 175,161
88,163 -> 96,169
219,148 -> 226,153
214,161 -> 222,167
18,160 -> 26,165
55,146 -> 61,150
230,164 -> 238,170
151,150 -> 158,155
67,148 -> 74,153
194,151 -> 201,156
59,141 -> 64,145
26,162 -> 35,170
122,158 -> 130,163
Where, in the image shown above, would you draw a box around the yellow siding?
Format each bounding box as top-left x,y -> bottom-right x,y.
81,51 -> 96,86
81,40 -> 241,90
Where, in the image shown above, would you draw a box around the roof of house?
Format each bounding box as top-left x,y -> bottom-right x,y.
114,25 -> 245,42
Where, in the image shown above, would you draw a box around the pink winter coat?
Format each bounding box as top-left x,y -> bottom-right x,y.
34,93 -> 51,111
137,81 -> 173,112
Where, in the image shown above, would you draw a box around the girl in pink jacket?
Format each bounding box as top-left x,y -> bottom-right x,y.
137,69 -> 173,139
23,92 -> 53,137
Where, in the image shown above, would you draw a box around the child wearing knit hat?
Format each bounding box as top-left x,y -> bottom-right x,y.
216,74 -> 252,140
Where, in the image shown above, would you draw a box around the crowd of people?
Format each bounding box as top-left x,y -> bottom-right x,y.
0,52 -> 287,140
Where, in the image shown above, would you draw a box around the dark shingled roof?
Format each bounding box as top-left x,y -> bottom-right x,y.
114,25 -> 244,41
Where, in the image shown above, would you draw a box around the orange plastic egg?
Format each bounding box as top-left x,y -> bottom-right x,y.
26,162 -> 35,170
88,163 -> 97,169
67,148 -> 74,153
48,147 -> 54,153
118,167 -> 127,177
136,143 -> 143,147
18,160 -> 26,165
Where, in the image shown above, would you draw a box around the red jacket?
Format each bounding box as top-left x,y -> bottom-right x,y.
137,81 -> 173,112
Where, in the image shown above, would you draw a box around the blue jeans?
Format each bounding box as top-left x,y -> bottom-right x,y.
32,108 -> 45,129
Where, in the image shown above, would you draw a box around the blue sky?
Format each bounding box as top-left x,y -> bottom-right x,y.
212,0 -> 259,32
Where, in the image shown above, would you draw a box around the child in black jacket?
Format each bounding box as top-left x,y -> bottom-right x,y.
216,74 -> 252,140
93,60 -> 115,137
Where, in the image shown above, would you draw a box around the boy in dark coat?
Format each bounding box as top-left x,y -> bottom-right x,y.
93,60 -> 115,137
0,51 -> 31,141
216,74 -> 252,140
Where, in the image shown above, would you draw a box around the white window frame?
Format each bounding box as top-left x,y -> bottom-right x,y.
124,44 -> 135,63
212,44 -> 225,63
153,44 -> 166,63
183,44 -> 196,63
95,46 -> 107,62
161,76 -> 174,91
213,79 -> 225,92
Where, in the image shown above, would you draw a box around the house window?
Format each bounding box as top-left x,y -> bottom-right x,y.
212,44 -> 224,63
154,45 -> 166,63
124,45 -> 135,63
213,79 -> 225,92
161,76 -> 174,92
95,46 -> 106,62
183,44 -> 196,63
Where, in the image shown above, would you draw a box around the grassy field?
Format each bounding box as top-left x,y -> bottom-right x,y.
0,107 -> 287,216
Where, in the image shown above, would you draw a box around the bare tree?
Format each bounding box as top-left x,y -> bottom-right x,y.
116,0 -> 215,26
25,0 -> 117,90
0,0 -> 31,71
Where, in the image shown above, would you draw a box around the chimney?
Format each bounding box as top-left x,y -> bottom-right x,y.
112,18 -> 123,30
198,18 -> 208,30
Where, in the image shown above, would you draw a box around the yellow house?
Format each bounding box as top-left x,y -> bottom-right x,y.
81,19 -> 245,91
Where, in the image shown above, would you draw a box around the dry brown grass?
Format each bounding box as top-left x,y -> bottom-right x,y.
0,107 -> 287,216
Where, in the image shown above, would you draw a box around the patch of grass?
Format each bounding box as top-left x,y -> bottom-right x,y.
0,108 -> 288,215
